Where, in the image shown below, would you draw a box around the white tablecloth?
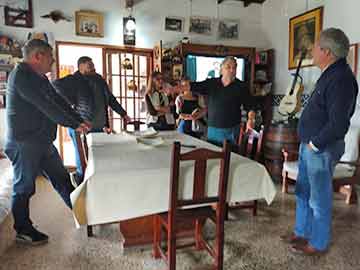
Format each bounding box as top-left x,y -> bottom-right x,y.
71,131 -> 276,226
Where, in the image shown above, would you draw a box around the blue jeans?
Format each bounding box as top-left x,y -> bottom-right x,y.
4,140 -> 74,233
69,128 -> 103,181
294,141 -> 344,250
207,125 -> 240,146
177,119 -> 200,138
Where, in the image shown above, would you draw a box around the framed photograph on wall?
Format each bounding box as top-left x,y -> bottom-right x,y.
75,10 -> 104,37
347,44 -> 358,75
189,16 -> 212,35
173,64 -> 183,80
4,0 -> 33,28
288,7 -> 323,69
217,19 -> 239,40
165,17 -> 184,32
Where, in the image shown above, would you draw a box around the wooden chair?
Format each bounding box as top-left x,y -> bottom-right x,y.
282,138 -> 360,204
74,132 -> 94,236
227,124 -> 264,216
153,140 -> 231,270
124,119 -> 146,131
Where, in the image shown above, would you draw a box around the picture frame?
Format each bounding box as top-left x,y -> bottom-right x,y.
347,44 -> 358,75
189,16 -> 213,35
217,19 -> 239,40
259,51 -> 268,65
4,0 -> 33,28
164,17 -> 184,32
75,10 -> 104,37
288,7 -> 323,69
172,64 -> 183,80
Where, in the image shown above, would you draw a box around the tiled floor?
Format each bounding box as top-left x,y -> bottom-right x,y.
0,179 -> 359,270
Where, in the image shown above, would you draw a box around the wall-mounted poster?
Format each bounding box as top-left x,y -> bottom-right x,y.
218,19 -> 239,40
189,16 -> 212,35
4,0 -> 33,28
165,17 -> 184,32
288,7 -> 323,69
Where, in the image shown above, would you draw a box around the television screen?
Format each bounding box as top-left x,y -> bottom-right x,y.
185,54 -> 245,82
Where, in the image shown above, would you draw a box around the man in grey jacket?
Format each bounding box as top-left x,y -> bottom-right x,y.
4,39 -> 91,245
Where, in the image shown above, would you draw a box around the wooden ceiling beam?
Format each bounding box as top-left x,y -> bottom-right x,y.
217,0 -> 266,7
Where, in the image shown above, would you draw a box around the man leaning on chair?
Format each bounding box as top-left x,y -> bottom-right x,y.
281,28 -> 358,256
4,39 -> 91,246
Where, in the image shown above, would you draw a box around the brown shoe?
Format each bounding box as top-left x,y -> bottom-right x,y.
280,232 -> 308,245
290,243 -> 327,256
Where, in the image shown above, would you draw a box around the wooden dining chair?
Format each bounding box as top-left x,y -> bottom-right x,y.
153,140 -> 231,270
227,124 -> 264,216
282,138 -> 360,204
74,132 -> 94,236
124,119 -> 146,131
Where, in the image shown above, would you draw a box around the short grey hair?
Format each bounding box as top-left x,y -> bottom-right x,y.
319,28 -> 350,59
221,56 -> 237,67
22,39 -> 52,60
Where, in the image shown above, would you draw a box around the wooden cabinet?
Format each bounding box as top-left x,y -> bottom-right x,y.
152,42 -> 275,129
0,64 -> 13,108
252,49 -> 274,129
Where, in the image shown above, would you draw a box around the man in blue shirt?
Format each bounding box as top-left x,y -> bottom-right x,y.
4,39 -> 91,245
282,28 -> 358,255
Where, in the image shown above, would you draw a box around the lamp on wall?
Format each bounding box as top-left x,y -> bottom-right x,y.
123,0 -> 136,46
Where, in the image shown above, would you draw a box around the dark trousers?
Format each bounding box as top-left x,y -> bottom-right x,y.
4,140 -> 74,233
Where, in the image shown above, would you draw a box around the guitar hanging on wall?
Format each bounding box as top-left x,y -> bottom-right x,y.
278,50 -> 306,115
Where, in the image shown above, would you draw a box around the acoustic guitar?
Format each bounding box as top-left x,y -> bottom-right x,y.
278,50 -> 306,115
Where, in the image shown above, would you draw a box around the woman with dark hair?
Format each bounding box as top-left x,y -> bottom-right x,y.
145,72 -> 175,130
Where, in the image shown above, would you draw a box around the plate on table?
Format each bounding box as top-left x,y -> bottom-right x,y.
136,136 -> 164,147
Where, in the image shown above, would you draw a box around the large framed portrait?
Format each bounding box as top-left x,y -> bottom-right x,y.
288,7 -> 323,69
75,10 -> 104,37
4,0 -> 33,28
347,44 -> 358,75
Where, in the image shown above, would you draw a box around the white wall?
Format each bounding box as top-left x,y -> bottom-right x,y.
0,0 -> 266,48
261,0 -> 360,96
0,0 -> 268,144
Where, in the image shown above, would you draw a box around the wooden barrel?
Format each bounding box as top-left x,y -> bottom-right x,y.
263,124 -> 300,181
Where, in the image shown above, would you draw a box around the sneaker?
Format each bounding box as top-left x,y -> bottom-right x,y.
16,226 -> 49,246
69,172 -> 78,188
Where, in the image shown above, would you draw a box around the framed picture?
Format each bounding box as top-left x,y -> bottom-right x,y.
173,64 -> 183,80
288,7 -> 323,69
123,16 -> 136,46
189,16 -> 212,35
165,17 -> 184,32
347,44 -> 358,75
217,19 -> 239,40
75,10 -> 104,37
259,51 -> 268,65
4,0 -> 33,28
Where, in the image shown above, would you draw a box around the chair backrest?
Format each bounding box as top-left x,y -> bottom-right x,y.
169,140 -> 231,214
124,119 -> 146,131
74,132 -> 88,177
237,123 -> 264,162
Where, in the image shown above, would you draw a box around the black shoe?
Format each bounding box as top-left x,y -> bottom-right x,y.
16,226 -> 49,246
